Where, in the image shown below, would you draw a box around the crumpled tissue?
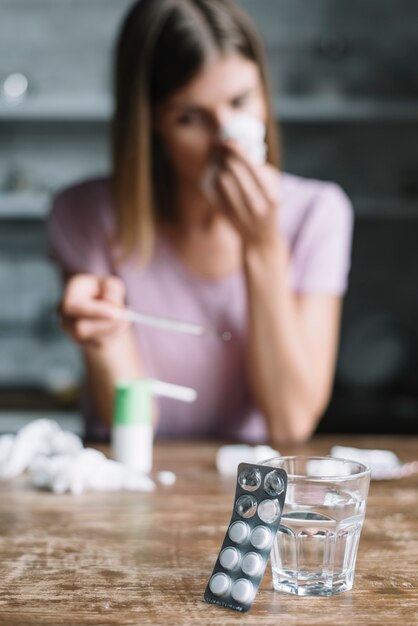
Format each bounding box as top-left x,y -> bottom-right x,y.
331,445 -> 418,480
201,112 -> 267,200
0,419 -> 155,494
0,419 -> 82,479
216,444 -> 279,477
219,113 -> 266,165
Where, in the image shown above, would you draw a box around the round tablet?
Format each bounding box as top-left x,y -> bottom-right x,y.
264,470 -> 285,497
219,547 -> 240,571
235,494 -> 257,519
209,572 -> 230,597
257,498 -> 281,524
238,467 -> 261,492
241,552 -> 263,577
228,521 -> 249,544
231,578 -> 254,604
250,525 -> 272,550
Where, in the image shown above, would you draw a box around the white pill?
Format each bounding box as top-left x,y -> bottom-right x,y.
228,521 -> 249,544
257,499 -> 280,524
231,578 -> 254,604
157,470 -> 176,486
209,572 -> 230,596
219,547 -> 240,570
241,552 -> 263,577
250,525 -> 272,550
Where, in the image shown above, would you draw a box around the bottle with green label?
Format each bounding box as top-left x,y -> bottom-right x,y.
111,379 -> 197,473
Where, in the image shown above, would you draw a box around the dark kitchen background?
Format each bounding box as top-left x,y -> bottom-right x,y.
1,0 -> 417,435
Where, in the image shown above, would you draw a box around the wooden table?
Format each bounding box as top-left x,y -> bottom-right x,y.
0,435 -> 417,625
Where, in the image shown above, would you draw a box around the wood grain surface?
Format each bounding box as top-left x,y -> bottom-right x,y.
0,435 -> 417,625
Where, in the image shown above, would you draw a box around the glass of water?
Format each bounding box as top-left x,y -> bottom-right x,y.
263,456 -> 370,596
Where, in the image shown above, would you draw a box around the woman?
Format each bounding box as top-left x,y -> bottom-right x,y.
48,0 -> 353,444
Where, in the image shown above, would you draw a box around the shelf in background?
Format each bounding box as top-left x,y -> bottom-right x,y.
0,95 -> 417,123
275,96 -> 418,122
0,95 -> 111,122
352,196 -> 418,218
0,411 -> 82,435
0,191 -> 50,218
0,191 -> 417,220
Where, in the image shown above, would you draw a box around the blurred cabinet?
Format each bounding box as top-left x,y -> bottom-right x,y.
0,0 -> 128,419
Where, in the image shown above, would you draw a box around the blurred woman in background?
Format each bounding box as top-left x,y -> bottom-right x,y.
48,0 -> 353,444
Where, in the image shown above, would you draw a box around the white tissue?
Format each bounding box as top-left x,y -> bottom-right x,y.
306,458 -> 354,478
30,448 -> 155,495
0,419 -> 155,494
216,444 -> 280,477
201,112 -> 267,200
330,445 -> 418,480
219,113 -> 267,165
0,419 -> 82,480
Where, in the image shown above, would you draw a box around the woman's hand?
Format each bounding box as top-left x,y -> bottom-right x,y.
215,141 -> 281,250
59,274 -> 129,348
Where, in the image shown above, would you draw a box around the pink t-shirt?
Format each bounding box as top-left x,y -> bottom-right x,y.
47,173 -> 353,442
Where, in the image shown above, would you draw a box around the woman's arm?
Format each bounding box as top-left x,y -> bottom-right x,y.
83,328 -> 144,427
244,237 -> 342,444
60,274 -> 145,428
216,143 -> 345,444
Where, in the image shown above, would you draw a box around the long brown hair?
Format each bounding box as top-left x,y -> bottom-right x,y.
112,0 -> 280,264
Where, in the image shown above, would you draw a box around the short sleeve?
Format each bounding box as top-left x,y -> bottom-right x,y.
46,180 -> 114,276
290,183 -> 354,295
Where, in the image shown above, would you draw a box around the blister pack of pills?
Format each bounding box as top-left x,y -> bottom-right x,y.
204,462 -> 287,612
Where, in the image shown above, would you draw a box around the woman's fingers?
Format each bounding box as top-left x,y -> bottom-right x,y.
223,140 -> 278,207
63,317 -> 128,345
61,298 -> 117,320
62,274 -> 122,319
216,169 -> 255,236
59,273 -> 128,346
99,275 -> 126,308
215,147 -> 280,243
224,156 -> 270,218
